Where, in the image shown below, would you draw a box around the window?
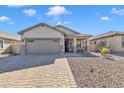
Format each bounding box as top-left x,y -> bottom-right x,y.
90,41 -> 95,45
122,37 -> 124,47
21,39 -> 24,42
53,40 -> 59,42
12,42 -> 16,45
70,41 -> 72,48
27,39 -> 35,42
76,40 -> 80,47
0,40 -> 3,48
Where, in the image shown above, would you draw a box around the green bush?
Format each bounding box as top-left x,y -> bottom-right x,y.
100,47 -> 109,55
97,41 -> 110,55
97,41 -> 106,51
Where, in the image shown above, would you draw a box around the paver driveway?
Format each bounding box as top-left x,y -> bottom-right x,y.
0,53 -> 79,88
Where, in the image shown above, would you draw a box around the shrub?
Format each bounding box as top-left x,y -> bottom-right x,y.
97,41 -> 107,51
100,47 -> 109,55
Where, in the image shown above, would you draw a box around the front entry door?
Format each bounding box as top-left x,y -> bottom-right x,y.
65,40 -> 69,52
65,39 -> 73,52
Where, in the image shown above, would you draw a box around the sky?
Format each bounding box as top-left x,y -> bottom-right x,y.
0,5 -> 124,36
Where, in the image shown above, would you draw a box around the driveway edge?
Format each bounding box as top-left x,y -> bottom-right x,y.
64,58 -> 77,88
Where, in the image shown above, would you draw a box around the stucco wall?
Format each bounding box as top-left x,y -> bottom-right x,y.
90,35 -> 124,52
23,26 -> 64,39
55,26 -> 77,35
112,36 -> 124,52
0,39 -> 12,54
12,41 -> 21,54
21,25 -> 65,54
0,39 -> 20,54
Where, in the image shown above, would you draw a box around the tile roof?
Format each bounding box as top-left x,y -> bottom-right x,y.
90,31 -> 124,40
66,34 -> 92,37
55,25 -> 80,34
0,32 -> 21,41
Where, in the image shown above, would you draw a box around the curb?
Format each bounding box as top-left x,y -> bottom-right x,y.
64,58 -> 77,88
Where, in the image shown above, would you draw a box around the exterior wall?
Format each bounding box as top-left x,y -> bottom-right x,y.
55,26 -> 78,35
86,38 -> 91,51
21,25 -> 65,55
12,41 -> 21,54
23,26 -> 64,39
0,39 -> 12,54
90,35 -> 124,52
73,38 -> 77,53
0,39 -> 20,54
20,25 -> 91,54
111,36 -> 124,52
90,40 -> 97,52
59,38 -> 65,54
65,37 -> 90,53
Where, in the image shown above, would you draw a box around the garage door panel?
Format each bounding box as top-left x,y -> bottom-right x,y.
27,39 -> 60,54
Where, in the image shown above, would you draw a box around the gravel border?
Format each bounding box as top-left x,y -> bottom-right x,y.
67,56 -> 124,88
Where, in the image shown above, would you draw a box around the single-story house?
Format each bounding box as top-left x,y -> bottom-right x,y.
0,32 -> 21,54
18,23 -> 91,55
90,31 -> 124,52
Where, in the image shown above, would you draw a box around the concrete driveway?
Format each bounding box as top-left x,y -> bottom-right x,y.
0,53 -> 80,74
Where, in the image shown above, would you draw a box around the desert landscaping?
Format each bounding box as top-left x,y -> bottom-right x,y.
67,53 -> 124,88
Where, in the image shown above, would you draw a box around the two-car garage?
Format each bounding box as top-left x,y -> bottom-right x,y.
18,23 -> 65,55
26,39 -> 60,54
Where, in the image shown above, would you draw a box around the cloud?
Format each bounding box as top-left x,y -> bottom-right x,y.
55,21 -> 73,25
56,21 -> 62,25
23,9 -> 37,16
7,5 -> 24,8
0,16 -> 10,22
46,6 -> 71,16
101,16 -> 110,21
0,16 -> 15,25
111,8 -> 124,15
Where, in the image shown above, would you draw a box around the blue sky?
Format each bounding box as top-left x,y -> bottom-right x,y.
0,5 -> 124,36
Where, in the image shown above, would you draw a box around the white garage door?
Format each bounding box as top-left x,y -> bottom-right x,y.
27,39 -> 60,54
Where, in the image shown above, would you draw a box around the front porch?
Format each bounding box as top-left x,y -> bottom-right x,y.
64,35 -> 90,53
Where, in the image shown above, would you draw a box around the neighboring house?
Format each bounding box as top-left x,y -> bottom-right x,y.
90,31 -> 124,52
0,32 -> 21,54
18,23 -> 91,55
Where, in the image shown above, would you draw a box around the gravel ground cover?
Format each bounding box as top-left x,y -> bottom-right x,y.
67,56 -> 124,88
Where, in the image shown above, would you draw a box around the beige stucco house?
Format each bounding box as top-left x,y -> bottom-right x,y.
90,31 -> 124,52
18,23 -> 91,55
0,32 -> 21,54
